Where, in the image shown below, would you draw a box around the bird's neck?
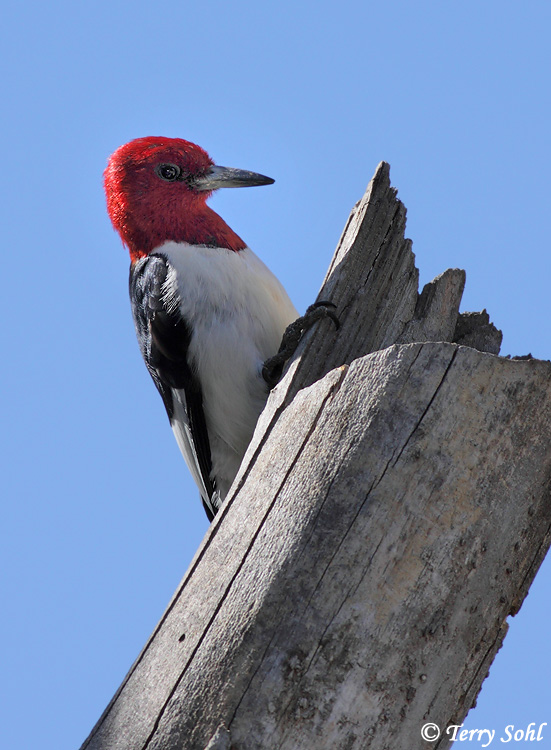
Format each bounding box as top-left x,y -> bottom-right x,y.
124,205 -> 247,262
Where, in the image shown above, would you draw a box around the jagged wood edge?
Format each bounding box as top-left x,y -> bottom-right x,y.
80,163 -> 515,750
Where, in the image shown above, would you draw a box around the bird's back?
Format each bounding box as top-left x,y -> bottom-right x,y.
160,241 -> 298,501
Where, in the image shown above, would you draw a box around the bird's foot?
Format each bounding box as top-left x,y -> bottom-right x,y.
262,301 -> 340,387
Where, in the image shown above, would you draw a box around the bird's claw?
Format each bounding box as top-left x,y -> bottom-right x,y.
262,300 -> 340,388
303,300 -> 340,331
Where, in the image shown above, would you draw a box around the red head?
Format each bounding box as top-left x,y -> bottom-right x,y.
104,136 -> 274,262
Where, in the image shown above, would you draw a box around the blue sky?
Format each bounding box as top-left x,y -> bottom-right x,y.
2,2 -> 551,748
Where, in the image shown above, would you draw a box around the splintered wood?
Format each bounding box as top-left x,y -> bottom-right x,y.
81,163 -> 550,750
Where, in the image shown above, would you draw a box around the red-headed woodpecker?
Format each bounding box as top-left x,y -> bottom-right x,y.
104,136 -> 305,520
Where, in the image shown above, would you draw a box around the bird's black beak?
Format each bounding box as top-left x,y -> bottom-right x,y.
193,165 -> 275,191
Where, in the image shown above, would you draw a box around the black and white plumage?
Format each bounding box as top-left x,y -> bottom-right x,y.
128,244 -> 297,520
129,253 -> 215,517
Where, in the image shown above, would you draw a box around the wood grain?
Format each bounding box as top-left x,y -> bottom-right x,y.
81,164 -> 548,750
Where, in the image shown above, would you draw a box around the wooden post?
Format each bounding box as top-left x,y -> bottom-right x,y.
81,163 -> 551,750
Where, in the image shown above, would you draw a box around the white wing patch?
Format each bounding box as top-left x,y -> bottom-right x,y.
169,389 -> 221,518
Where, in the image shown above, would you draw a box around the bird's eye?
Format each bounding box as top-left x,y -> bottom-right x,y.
156,163 -> 182,182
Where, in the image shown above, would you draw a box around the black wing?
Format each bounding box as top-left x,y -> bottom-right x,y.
129,254 -> 216,520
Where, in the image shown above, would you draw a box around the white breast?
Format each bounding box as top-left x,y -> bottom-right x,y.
158,241 -> 298,497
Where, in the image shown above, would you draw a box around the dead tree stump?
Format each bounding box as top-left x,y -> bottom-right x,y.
81,163 -> 551,750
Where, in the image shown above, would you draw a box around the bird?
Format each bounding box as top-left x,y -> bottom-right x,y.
104,136 -> 332,521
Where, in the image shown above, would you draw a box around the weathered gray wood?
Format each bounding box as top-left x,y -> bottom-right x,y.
273,162 -> 501,406
397,268 -> 465,344
225,345 -> 551,750
453,310 -> 503,354
81,164 -> 548,750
